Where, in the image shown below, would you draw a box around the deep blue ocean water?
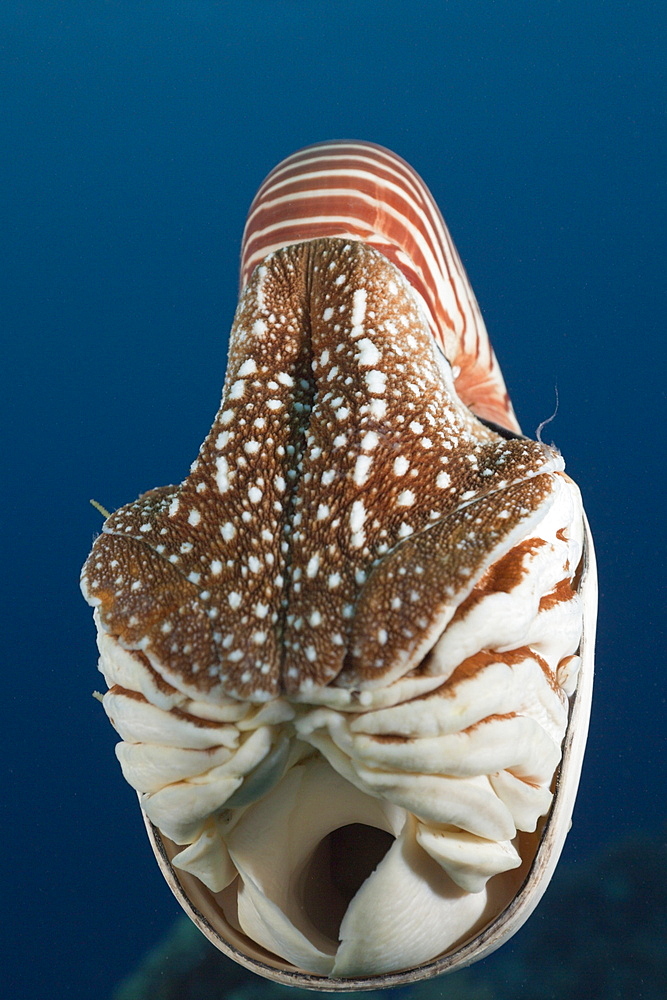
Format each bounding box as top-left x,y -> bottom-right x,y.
2,2 -> 665,997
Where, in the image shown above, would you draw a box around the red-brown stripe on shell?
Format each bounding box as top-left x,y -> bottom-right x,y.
81,155 -> 595,985
241,141 -> 519,432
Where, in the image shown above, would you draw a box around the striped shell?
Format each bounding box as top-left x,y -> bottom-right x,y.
241,141 -> 519,433
81,141 -> 596,988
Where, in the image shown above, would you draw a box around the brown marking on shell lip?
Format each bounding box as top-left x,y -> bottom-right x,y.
366,733 -> 410,744
445,647 -> 545,685
106,685 -> 234,731
132,647 -> 182,697
107,684 -> 145,702
427,643 -> 559,696
462,710 -> 518,733
167,705 -> 240,729
451,537 -> 548,623
538,578 -> 575,613
365,707 -> 525,743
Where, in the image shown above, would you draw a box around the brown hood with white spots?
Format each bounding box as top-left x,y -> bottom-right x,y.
82,239 -> 561,703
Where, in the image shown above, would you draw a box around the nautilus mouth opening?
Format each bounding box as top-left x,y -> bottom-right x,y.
300,824 -> 396,944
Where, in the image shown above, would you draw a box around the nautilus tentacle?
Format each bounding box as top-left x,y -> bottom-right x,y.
81,141 -> 595,989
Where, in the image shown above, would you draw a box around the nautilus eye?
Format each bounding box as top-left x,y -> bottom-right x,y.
81,140 -> 596,989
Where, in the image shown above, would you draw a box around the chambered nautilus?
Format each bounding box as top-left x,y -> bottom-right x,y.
81,141 -> 596,989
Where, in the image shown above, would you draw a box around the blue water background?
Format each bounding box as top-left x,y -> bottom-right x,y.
2,2 -> 665,997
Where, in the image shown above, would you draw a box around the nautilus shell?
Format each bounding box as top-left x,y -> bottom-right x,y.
81,141 -> 596,989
